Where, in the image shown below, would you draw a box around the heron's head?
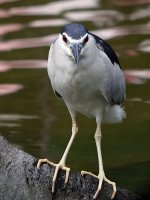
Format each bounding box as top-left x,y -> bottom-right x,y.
59,23 -> 89,65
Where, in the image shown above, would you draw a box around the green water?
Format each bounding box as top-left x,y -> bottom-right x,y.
0,0 -> 150,197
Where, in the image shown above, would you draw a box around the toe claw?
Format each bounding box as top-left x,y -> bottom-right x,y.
52,167 -> 59,192
52,182 -> 55,193
36,158 -> 56,169
64,167 -> 70,183
81,170 -> 98,179
93,178 -> 103,199
111,183 -> 116,199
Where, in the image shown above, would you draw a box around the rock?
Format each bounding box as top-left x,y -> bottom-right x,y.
0,136 -> 143,200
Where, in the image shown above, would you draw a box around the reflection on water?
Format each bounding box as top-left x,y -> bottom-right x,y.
29,19 -> 70,28
93,24 -> 149,39
139,39 -> 150,52
0,60 -> 47,71
124,70 -> 150,84
1,0 -> 98,16
129,6 -> 150,20
0,35 -> 55,51
0,84 -> 23,95
0,24 -> 149,51
125,70 -> 150,79
0,0 -> 150,197
64,10 -> 125,25
0,0 -> 18,4
0,114 -> 38,127
0,24 -> 23,36
114,0 -> 150,6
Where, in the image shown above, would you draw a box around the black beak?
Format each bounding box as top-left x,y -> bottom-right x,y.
69,43 -> 83,65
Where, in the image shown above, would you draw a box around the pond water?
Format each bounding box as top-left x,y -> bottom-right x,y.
0,0 -> 150,197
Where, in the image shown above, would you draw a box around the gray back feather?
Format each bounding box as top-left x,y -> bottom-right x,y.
90,33 -> 126,104
106,63 -> 126,104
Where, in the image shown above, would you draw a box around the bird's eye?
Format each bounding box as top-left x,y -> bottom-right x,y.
83,35 -> 89,44
62,35 -> 68,43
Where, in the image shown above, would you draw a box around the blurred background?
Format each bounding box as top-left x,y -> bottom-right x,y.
0,0 -> 150,198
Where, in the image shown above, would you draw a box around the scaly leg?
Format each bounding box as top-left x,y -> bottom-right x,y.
81,123 -> 116,199
37,118 -> 78,193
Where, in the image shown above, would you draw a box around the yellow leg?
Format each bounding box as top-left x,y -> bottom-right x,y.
37,121 -> 78,193
81,124 -> 116,199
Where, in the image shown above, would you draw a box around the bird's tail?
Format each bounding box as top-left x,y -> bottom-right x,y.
103,105 -> 126,124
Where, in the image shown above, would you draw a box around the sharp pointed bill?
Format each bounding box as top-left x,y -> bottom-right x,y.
69,43 -> 83,65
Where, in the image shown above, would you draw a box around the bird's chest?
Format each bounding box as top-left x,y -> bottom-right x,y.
51,43 -> 104,101
55,69 -> 101,116
50,49 -> 107,116
54,66 -> 89,97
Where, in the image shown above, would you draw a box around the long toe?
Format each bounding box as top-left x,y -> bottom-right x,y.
81,170 -> 98,179
36,158 -> 56,169
93,175 -> 116,199
104,177 -> 116,199
52,163 -> 70,193
93,178 -> 103,199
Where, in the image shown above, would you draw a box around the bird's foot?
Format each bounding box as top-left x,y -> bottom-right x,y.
81,170 -> 116,199
37,158 -> 70,193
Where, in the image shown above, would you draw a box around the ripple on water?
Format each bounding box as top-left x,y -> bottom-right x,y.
0,84 -> 24,95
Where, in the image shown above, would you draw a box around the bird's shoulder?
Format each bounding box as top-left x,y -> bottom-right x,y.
89,32 -> 120,67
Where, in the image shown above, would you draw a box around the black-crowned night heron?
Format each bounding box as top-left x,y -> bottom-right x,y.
37,23 -> 126,199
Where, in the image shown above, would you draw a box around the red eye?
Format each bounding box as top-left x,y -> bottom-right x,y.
83,35 -> 88,44
62,35 -> 68,43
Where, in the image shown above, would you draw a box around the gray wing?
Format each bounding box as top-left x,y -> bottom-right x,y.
105,62 -> 126,104
90,33 -> 126,104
